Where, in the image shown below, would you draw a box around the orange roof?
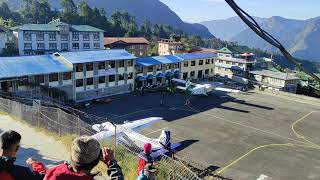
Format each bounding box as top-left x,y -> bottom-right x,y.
104,37 -> 149,45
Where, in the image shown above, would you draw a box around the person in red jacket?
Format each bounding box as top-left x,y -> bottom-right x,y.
137,143 -> 154,175
39,135 -> 123,180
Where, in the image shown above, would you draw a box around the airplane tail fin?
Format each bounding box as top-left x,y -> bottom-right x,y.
158,130 -> 171,148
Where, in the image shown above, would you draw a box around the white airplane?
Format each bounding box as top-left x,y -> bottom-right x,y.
172,78 -> 214,96
92,117 -> 181,156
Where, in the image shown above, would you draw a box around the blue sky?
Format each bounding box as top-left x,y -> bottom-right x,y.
159,0 -> 320,22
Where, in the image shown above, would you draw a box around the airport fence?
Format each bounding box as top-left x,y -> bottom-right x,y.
0,96 -> 202,180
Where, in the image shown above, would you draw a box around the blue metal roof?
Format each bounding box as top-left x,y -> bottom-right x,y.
136,55 -> 183,67
0,55 -> 72,79
175,52 -> 217,60
57,49 -> 136,64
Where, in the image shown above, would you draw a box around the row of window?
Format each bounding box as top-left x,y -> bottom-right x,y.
33,72 -> 72,83
23,32 -> 100,41
182,69 -> 213,80
75,73 -> 133,87
146,64 -> 180,73
24,43 -> 100,50
184,59 -> 214,67
129,45 -> 145,50
75,60 -> 134,72
217,60 -> 245,67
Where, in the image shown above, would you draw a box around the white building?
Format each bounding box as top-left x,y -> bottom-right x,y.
0,26 -> 15,54
11,19 -> 105,56
249,70 -> 300,93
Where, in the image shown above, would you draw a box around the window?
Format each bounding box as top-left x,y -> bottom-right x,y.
61,43 -> 68,50
127,60 -> 133,67
211,59 -> 214,64
206,59 -> 210,64
140,45 -> 144,50
136,67 -> 143,74
99,76 -> 105,84
219,60 -> 223,63
93,33 -> 100,40
166,64 -> 171,70
72,33 -> 79,41
147,66 -> 153,72
83,33 -> 90,41
76,64 -> 83,72
36,33 -> 44,41
49,73 -> 58,82
109,61 -> 115,68
183,61 -> 189,67
119,60 -> 124,68
191,61 -> 196,66
35,75 -> 44,83
63,72 -> 72,80
232,62 -> 236,65
226,61 -> 231,64
72,43 -> 79,49
83,43 -> 90,49
199,60 -> 204,65
157,65 -> 162,71
190,71 -> 195,77
49,34 -> 56,41
109,75 -> 115,82
49,43 -> 57,50
76,79 -> 83,87
24,43 -> 32,50
61,35 -> 68,41
24,32 -> 31,41
37,43 -> 45,50
174,63 -> 180,68
119,74 -> 124,81
94,43 -> 100,49
183,72 -> 188,80
86,63 -> 93,71
205,69 -> 209,75
128,72 -> 133,80
98,62 -> 105,70
86,78 -> 93,85
238,63 -> 244,67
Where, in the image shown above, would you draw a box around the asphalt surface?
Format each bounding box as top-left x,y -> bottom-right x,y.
82,90 -> 320,180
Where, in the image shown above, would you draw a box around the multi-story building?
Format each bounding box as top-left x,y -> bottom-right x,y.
158,39 -> 184,56
104,37 -> 149,57
136,55 -> 182,88
249,70 -> 300,93
135,52 -> 217,88
176,53 -> 217,81
0,26 -> 16,53
11,19 -> 105,56
215,46 -> 255,84
0,49 -> 136,102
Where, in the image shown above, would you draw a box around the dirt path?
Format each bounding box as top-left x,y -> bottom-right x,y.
0,114 -> 69,168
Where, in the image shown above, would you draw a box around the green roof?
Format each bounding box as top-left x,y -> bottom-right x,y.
218,46 -> 252,54
11,23 -> 104,32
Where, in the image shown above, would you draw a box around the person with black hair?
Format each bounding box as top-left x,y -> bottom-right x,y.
0,130 -> 45,180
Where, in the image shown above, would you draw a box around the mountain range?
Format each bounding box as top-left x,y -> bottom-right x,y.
0,0 -> 214,38
201,16 -> 320,62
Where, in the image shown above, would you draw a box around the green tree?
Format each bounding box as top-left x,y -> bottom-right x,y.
1,41 -> 19,57
59,0 -> 79,23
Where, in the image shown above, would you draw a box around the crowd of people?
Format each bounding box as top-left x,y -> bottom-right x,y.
0,130 -> 157,180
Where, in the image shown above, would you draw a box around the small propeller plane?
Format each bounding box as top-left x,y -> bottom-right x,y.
91,117 -> 181,157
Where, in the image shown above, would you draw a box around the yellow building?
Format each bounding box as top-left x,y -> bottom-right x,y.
158,39 -> 184,55
175,53 -> 217,80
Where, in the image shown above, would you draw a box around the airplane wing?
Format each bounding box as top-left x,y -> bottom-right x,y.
121,117 -> 163,132
91,130 -> 114,141
215,87 -> 240,93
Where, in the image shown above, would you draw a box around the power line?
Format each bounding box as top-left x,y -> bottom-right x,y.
224,0 -> 320,83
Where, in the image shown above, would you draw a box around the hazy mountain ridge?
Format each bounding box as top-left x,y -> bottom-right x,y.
0,0 -> 214,38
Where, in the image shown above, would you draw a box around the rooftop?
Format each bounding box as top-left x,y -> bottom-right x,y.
55,49 -> 137,64
11,21 -> 104,32
175,52 -> 217,60
104,37 -> 149,45
136,55 -> 183,67
0,55 -> 72,80
158,39 -> 182,45
218,46 -> 252,54
249,70 -> 299,80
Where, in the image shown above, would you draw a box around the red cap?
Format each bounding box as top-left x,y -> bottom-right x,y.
144,143 -> 152,153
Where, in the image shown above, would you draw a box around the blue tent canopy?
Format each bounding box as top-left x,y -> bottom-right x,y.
165,72 -> 174,77
147,74 -> 155,79
157,73 -> 165,78
137,76 -> 147,81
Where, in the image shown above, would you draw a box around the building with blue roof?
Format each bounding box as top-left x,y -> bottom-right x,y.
0,49 -> 137,102
12,19 -> 105,56
135,52 -> 217,87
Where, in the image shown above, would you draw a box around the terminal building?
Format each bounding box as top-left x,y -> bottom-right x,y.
135,52 -> 217,88
0,49 -> 136,102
